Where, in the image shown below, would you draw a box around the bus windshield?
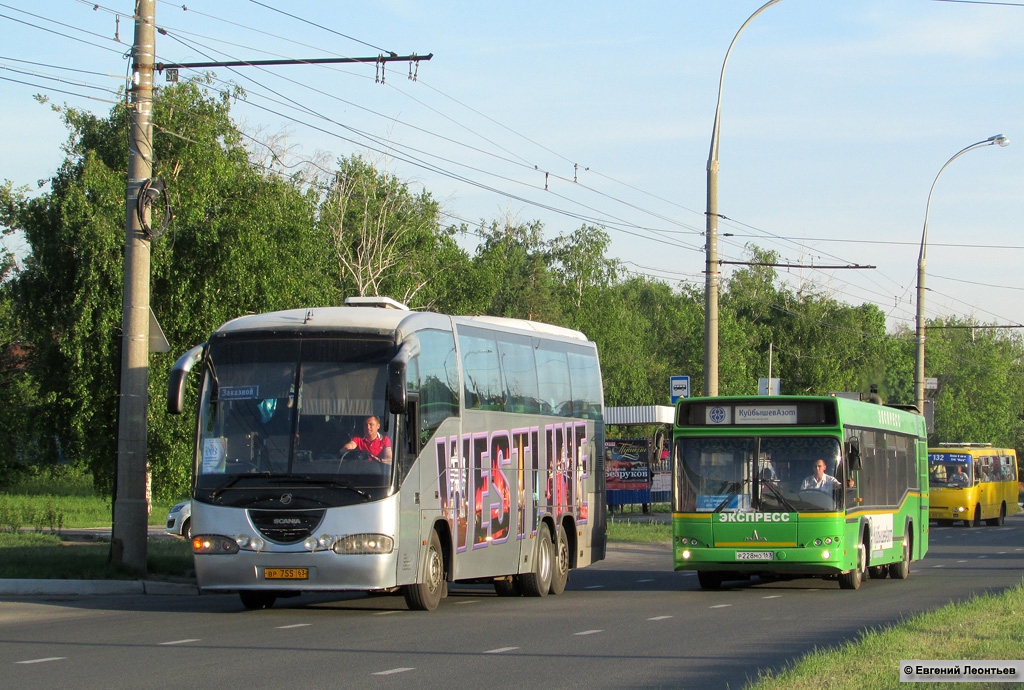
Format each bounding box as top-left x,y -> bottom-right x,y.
674,435 -> 845,513
195,337 -> 396,507
928,456 -> 974,488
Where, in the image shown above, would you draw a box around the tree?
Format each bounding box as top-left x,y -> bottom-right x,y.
5,80 -> 336,498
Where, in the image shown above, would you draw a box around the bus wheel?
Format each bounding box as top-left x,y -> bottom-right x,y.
239,591 -> 277,610
520,525 -> 554,597
697,571 -> 723,590
888,535 -> 911,580
965,506 -> 981,528
404,531 -> 445,611
839,540 -> 865,590
548,524 -> 570,595
986,503 -> 1006,527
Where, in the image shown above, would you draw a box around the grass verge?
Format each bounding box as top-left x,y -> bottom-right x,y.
746,581 -> 1024,690
0,531 -> 194,580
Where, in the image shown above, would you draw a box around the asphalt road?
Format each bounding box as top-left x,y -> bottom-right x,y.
2,515 -> 1022,690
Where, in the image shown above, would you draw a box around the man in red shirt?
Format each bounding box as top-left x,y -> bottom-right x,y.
344,415 -> 392,464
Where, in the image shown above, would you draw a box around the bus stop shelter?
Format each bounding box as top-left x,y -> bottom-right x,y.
605,405 -> 675,510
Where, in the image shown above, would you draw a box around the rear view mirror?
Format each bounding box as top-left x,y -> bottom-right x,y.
845,438 -> 862,472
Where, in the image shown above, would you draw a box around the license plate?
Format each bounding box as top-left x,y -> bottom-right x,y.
264,567 -> 309,580
736,551 -> 774,561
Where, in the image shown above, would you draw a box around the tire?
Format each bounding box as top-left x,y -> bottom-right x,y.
239,590 -> 277,610
520,525 -> 553,597
549,524 -> 570,595
182,518 -> 191,541
697,571 -> 723,590
965,506 -> 981,528
986,503 -> 1006,527
403,531 -> 445,611
839,539 -> 865,590
889,535 -> 911,580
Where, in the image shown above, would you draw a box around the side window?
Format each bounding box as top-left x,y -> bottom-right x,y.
460,331 -> 503,411
536,344 -> 572,417
496,334 -> 540,414
568,349 -> 603,419
411,330 -> 460,445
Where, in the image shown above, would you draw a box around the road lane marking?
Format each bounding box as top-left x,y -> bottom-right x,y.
276,624 -> 311,629
456,600 -> 480,605
763,595 -> 782,599
159,639 -> 200,645
373,668 -> 415,676
574,630 -> 603,636
484,647 -> 520,654
636,579 -> 655,583
647,615 -> 672,621
932,565 -> 945,568
585,585 -> 604,589
710,604 -> 731,609
373,611 -> 401,616
16,657 -> 66,665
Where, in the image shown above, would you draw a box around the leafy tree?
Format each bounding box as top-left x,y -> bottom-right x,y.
472,219 -> 561,323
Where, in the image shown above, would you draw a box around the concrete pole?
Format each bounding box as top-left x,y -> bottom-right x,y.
112,0 -> 156,573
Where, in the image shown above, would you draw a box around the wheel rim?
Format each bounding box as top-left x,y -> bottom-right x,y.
426,546 -> 443,593
556,534 -> 569,575
538,536 -> 551,581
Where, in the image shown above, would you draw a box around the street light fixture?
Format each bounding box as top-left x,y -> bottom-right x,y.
705,0 -> 783,397
915,134 -> 1009,415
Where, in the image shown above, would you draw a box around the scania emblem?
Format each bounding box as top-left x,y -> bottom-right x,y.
280,493 -> 293,505
744,529 -> 767,542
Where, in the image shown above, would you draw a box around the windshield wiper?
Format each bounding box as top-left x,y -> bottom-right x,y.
290,474 -> 371,502
209,472 -> 273,498
712,478 -> 749,513
759,478 -> 798,513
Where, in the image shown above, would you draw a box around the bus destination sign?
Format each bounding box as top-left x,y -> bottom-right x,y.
704,405 -> 798,425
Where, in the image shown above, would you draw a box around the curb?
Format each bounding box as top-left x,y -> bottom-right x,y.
0,579 -> 198,597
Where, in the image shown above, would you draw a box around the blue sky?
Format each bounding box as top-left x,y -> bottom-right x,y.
2,1 -> 1023,334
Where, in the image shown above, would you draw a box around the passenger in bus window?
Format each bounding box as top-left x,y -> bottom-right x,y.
948,465 -> 970,488
801,459 -> 851,492
343,415 -> 393,464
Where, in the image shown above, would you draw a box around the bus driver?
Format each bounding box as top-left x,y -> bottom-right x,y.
343,415 -> 393,464
801,459 -> 853,491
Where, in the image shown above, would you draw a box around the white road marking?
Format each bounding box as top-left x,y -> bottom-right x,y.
373,668 -> 415,676
16,657 -> 66,665
158,639 -> 200,646
276,624 -> 311,629
574,630 -> 603,636
762,595 -> 782,599
484,647 -> 520,654
709,604 -> 731,609
585,585 -> 604,589
647,615 -> 672,621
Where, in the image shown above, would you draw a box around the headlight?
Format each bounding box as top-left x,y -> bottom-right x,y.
169,502 -> 187,514
192,535 -> 239,554
333,534 -> 394,554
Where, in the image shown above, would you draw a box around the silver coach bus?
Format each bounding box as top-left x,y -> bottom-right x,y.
167,297 -> 606,610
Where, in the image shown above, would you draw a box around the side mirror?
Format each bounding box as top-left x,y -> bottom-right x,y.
387,340 -> 417,415
167,344 -> 204,414
845,439 -> 862,472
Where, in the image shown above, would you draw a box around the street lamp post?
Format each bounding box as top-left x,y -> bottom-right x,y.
915,134 -> 1009,414
705,0 -> 783,397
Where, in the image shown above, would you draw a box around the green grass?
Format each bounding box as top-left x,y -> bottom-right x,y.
745,581 -> 1024,690
0,531 -> 194,580
606,517 -> 671,543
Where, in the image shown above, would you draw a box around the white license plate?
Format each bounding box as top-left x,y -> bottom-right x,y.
736,551 -> 774,561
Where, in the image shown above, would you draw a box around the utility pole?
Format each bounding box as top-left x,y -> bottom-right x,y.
111,0 -> 156,573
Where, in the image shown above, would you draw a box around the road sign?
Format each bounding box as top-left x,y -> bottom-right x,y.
670,376 -> 690,404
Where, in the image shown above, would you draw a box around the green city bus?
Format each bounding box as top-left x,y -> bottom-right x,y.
672,395 -> 928,590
